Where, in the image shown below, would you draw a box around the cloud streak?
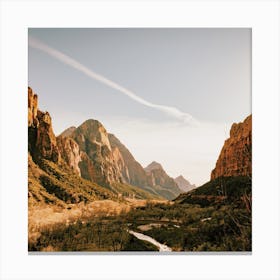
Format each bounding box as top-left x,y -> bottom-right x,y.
29,36 -> 198,124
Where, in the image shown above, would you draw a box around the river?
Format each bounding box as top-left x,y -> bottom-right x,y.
128,230 -> 172,252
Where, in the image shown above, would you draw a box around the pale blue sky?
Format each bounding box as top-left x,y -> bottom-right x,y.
28,28 -> 251,185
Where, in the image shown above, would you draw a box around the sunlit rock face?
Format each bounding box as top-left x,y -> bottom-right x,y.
28,87 -> 38,127
28,87 -> 60,163
57,136 -> 82,176
68,119 -> 127,186
211,115 -> 252,180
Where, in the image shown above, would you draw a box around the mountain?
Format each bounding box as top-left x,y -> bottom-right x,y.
174,114 -> 252,208
68,119 -> 129,187
211,115 -> 252,180
144,161 -> 182,200
175,175 -> 196,193
144,161 -> 163,172
28,87 -> 158,208
108,133 -> 151,188
28,88 -> 115,207
64,126 -> 182,200
28,86 -> 186,201
60,126 -> 76,137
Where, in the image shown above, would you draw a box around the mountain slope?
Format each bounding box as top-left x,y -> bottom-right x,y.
174,114 -> 252,208
28,87 -> 158,207
144,161 -> 182,200
64,125 -> 181,200
108,134 -> 152,189
175,175 -> 196,193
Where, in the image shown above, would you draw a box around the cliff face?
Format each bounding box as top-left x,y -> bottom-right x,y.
211,115 -> 252,180
57,136 -> 81,176
28,87 -> 59,163
28,87 -> 38,127
69,119 -> 127,186
108,134 -> 149,188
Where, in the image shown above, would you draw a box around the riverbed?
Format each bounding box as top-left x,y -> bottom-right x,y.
128,230 -> 172,252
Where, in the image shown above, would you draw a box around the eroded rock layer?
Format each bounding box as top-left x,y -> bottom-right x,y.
211,115 -> 252,180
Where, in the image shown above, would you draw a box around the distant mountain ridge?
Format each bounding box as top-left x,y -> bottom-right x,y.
175,175 -> 196,193
145,161 -> 164,172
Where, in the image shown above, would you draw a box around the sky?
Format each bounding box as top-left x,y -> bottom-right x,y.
28,28 -> 251,186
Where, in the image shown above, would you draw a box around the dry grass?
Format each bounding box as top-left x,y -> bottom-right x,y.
28,198 -> 170,244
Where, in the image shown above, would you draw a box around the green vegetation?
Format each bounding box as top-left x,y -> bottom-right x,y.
127,203 -> 251,251
29,216 -> 157,252
111,182 -> 161,200
122,235 -> 158,251
175,176 -> 251,206
126,176 -> 252,251
29,156 -> 159,207
28,156 -> 116,206
29,176 -> 251,252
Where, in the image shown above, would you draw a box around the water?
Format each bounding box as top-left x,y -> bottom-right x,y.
128,230 -> 172,252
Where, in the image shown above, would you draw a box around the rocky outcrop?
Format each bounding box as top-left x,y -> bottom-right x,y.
57,136 -> 81,176
60,126 -> 76,138
28,87 -> 59,163
28,87 -> 38,127
175,175 -> 196,193
69,119 -> 127,186
145,161 -> 163,173
211,115 -> 252,180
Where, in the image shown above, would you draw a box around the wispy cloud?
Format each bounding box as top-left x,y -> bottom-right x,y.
29,36 -> 198,125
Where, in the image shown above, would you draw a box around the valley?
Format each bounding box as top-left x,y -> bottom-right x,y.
28,87 -> 252,252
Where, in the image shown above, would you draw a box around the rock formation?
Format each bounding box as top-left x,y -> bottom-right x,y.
108,134 -> 149,188
175,175 -> 196,193
145,161 -> 163,173
57,136 -> 82,176
60,126 -> 76,138
28,87 -> 60,163
145,161 -> 182,199
68,119 -> 127,186
211,115 -> 252,180
62,123 -> 182,199
28,86 -> 38,127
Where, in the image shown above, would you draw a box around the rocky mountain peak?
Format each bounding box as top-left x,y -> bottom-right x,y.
75,119 -> 111,151
145,161 -> 164,172
60,126 -> 76,138
175,175 -> 196,193
211,115 -> 252,180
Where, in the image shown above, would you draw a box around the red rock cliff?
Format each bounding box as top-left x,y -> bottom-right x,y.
28,87 -> 60,163
28,87 -> 38,127
211,115 -> 252,180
